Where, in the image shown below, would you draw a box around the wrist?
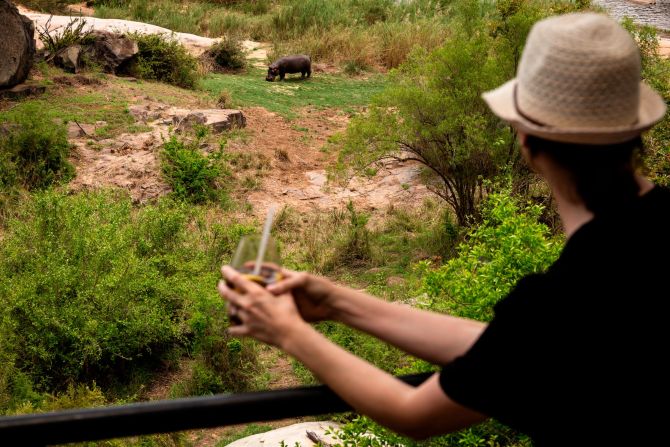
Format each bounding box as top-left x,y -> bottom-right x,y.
278,320 -> 314,354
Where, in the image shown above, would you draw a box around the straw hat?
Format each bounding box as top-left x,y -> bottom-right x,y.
483,13 -> 666,145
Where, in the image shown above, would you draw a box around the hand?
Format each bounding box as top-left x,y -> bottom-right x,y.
266,269 -> 337,322
218,266 -> 308,348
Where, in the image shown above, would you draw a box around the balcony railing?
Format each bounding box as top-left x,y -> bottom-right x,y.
0,372 -> 431,446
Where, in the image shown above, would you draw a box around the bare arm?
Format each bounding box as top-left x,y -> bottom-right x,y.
218,272 -> 487,438
281,322 -> 486,439
268,271 -> 485,365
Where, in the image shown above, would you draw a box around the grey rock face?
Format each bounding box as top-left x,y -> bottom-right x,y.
55,44 -> 83,73
0,0 -> 36,88
89,31 -> 139,72
175,109 -> 247,133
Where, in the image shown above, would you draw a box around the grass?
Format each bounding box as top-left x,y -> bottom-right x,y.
93,0 -> 451,69
202,68 -> 387,118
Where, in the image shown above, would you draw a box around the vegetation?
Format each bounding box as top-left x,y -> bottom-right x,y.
37,16 -> 94,57
124,33 -> 200,89
0,191 -> 261,413
94,0 -> 453,69
160,129 -> 230,204
338,0 -> 579,225
621,19 -> 670,186
206,37 -> 247,72
0,103 -> 74,193
422,186 -> 562,321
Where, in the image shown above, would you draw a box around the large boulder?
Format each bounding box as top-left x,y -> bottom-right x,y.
55,44 -> 83,73
89,31 -> 139,73
0,0 -> 36,88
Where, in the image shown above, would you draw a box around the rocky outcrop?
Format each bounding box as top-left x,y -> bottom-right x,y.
89,31 -> 139,72
55,44 -> 83,73
129,103 -> 247,134
175,109 -> 247,133
52,31 -> 138,74
19,7 -> 219,57
0,0 -> 36,88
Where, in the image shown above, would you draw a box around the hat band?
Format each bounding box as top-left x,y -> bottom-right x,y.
513,84 -> 550,128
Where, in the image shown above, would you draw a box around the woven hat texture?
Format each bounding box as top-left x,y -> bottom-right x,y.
483,13 -> 666,144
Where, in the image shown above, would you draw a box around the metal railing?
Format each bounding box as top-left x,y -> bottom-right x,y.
0,372 -> 432,446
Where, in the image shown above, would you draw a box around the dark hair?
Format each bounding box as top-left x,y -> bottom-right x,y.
525,135 -> 644,215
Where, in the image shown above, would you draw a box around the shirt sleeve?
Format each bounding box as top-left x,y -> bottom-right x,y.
438,274 -> 547,418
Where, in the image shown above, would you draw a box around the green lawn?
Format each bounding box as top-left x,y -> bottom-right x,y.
202,68 -> 387,118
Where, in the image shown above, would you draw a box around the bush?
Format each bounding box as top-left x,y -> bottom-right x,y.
620,19 -> 670,186
125,33 -> 199,89
37,16 -> 93,57
207,37 -> 247,71
0,191 -> 205,392
422,186 -> 562,321
160,132 -> 229,204
0,103 -> 74,192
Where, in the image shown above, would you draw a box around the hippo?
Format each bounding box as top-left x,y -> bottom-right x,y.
266,55 -> 311,82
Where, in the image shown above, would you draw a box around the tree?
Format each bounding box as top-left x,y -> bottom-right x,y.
339,0 -> 580,226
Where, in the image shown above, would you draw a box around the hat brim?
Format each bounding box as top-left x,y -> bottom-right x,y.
482,79 -> 667,145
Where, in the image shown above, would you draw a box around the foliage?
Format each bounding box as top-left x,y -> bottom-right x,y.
207,37 -> 247,71
19,0 -> 77,14
125,33 -> 200,89
422,186 -> 562,322
0,191 -> 263,413
94,0 -> 451,68
0,192 -> 197,393
0,103 -> 74,193
338,0 -> 589,225
37,16 -> 94,57
330,415 -> 532,447
160,131 -> 229,204
620,19 -> 670,186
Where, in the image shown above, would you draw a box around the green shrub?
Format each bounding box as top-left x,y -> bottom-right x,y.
620,19 -> 670,186
330,414 -> 532,447
0,103 -> 74,192
207,37 -> 247,71
160,132 -> 229,204
125,33 -> 199,89
0,191 -> 203,391
422,186 -> 562,322
37,16 -> 94,56
173,310 -> 260,396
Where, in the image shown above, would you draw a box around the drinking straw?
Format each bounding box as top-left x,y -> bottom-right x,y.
253,204 -> 277,276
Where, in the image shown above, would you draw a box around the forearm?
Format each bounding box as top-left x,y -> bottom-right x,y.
328,286 -> 485,364
281,322 -> 483,437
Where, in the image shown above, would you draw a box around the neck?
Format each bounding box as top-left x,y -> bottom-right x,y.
550,174 -> 654,238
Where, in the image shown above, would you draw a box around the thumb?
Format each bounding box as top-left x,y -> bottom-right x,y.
267,270 -> 305,295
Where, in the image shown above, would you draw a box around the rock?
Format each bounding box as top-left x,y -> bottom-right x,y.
175,109 -> 246,133
0,82 -> 46,99
55,45 -> 83,73
386,276 -> 406,287
660,37 -> 670,59
89,31 -> 139,73
0,0 -> 35,88
226,422 -> 341,447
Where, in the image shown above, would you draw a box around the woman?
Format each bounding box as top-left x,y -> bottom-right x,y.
218,13 -> 668,445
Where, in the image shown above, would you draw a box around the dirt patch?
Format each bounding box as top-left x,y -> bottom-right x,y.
69,127 -> 170,203
228,106 -> 429,217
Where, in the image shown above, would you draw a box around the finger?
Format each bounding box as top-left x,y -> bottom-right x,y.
227,325 -> 250,337
217,280 -> 251,308
266,270 -> 304,295
221,266 -> 265,294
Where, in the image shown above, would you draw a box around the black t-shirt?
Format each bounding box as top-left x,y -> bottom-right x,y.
439,186 -> 670,446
